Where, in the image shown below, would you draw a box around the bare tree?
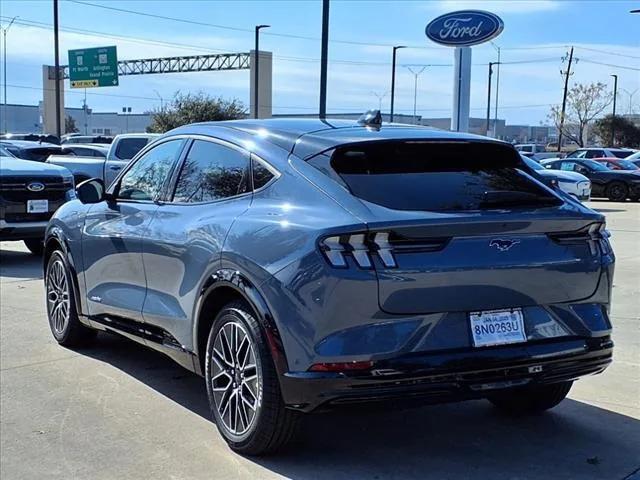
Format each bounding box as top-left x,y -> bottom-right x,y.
549,82 -> 612,147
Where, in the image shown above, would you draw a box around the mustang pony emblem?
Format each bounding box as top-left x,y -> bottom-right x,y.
489,239 -> 520,252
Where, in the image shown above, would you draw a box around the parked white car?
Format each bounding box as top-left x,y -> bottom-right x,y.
522,155 -> 591,201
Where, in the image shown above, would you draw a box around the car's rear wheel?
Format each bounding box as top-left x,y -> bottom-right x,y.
606,181 -> 628,202
205,301 -> 299,455
24,239 -> 44,255
488,381 -> 573,414
45,250 -> 96,347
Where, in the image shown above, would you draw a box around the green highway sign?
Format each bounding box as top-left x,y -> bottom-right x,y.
68,46 -> 119,89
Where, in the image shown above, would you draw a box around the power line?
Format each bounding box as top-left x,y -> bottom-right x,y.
65,0 -> 443,50
575,46 -> 640,60
579,59 -> 640,72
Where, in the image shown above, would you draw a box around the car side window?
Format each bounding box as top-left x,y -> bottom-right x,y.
252,156 -> 276,189
172,140 -> 249,203
117,140 -> 184,201
585,150 -> 603,159
560,162 -> 575,171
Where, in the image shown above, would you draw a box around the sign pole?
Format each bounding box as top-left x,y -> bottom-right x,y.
451,46 -> 471,132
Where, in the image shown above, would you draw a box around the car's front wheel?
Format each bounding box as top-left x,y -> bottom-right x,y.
45,250 -> 96,347
488,381 -> 573,414
205,301 -> 299,455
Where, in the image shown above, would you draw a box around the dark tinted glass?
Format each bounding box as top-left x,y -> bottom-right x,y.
173,140 -> 249,203
584,150 -> 604,159
310,142 -> 560,212
24,147 -> 62,162
252,157 -> 275,189
118,140 -> 183,201
115,138 -> 150,160
611,150 -> 633,159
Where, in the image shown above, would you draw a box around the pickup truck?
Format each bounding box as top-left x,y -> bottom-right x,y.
47,133 -> 159,186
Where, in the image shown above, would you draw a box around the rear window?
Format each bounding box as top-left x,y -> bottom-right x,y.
309,141 -> 561,212
115,138 -> 150,160
611,150 -> 633,159
23,147 -> 62,162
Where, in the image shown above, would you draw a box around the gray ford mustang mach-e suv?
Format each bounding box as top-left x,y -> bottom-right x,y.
43,118 -> 614,455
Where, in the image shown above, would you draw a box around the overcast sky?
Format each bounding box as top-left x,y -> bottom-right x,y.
1,0 -> 639,125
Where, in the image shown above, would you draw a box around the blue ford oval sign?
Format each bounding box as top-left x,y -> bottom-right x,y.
426,10 -> 504,47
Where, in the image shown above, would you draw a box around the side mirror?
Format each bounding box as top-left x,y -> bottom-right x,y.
76,178 -> 106,204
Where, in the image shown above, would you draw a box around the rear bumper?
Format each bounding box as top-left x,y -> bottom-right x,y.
0,220 -> 48,240
280,336 -> 613,412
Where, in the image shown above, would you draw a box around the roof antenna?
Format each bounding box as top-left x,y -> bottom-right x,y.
357,109 -> 382,129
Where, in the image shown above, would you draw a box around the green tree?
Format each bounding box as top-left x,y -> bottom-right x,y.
65,115 -> 79,134
548,82 -> 612,147
593,114 -> 640,148
147,92 -> 246,133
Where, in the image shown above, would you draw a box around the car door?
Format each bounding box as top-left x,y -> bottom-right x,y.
82,139 -> 185,322
140,137 -> 253,349
104,137 -> 153,187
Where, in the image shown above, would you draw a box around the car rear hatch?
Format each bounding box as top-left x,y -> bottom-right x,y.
310,140 -> 607,314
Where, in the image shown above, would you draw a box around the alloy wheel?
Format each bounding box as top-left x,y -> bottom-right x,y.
47,259 -> 70,335
211,321 -> 261,436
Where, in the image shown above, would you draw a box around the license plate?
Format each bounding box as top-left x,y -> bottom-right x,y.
470,308 -> 526,347
27,199 -> 48,213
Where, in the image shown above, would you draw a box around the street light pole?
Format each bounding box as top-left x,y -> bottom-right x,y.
405,66 -> 426,124
486,62 -> 495,136
2,16 -> 18,134
491,42 -> 501,137
610,74 -> 618,147
390,45 -> 406,123
53,0 -> 62,138
153,89 -> 164,110
254,24 -> 270,119
371,91 -> 389,111
319,0 -> 330,119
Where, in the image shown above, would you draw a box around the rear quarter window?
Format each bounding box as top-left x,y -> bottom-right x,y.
115,138 -> 150,160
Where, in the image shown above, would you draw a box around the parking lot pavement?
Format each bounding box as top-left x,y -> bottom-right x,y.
1,202 -> 638,480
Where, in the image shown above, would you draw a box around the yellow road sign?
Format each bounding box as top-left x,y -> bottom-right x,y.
70,79 -> 99,89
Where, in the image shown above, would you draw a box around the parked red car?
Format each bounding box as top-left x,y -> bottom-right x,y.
594,158 -> 640,171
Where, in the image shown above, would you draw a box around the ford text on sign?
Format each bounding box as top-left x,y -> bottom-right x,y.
425,10 -> 504,47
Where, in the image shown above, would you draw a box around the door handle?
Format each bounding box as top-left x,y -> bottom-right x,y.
109,165 -> 122,171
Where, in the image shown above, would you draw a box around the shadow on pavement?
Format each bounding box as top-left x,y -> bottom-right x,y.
0,246 -> 43,279
81,332 -> 640,480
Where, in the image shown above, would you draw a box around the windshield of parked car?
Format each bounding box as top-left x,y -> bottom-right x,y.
521,155 -> 544,171
582,159 -> 610,171
612,160 -> 639,170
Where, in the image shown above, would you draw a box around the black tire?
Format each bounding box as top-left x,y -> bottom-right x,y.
205,300 -> 299,455
605,181 -> 628,202
23,238 -> 44,255
488,381 -> 573,414
45,250 -> 97,347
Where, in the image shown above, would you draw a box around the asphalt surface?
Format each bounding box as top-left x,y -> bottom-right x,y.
1,201 -> 639,480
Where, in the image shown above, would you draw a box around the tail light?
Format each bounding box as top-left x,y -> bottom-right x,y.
549,222 -> 611,255
320,232 -> 397,269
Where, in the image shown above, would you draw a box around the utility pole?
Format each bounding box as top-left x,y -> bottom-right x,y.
610,74 -> 618,147
2,16 -> 18,134
405,65 -> 426,124
621,88 -> 638,115
389,45 -> 406,123
153,89 -> 163,110
53,0 -> 62,138
557,47 -> 575,153
319,0 -> 329,119
491,42 -> 501,137
254,24 -> 270,119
